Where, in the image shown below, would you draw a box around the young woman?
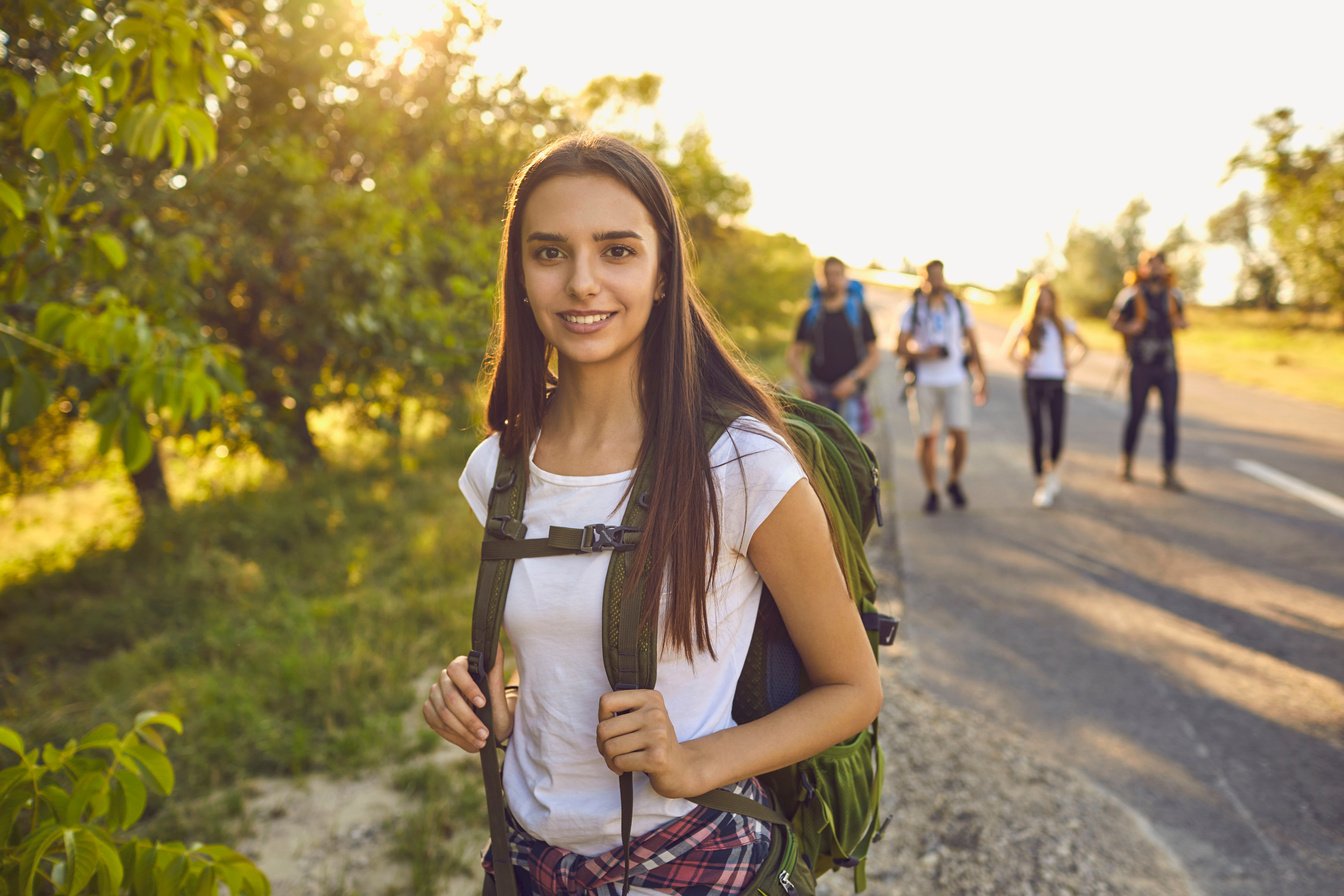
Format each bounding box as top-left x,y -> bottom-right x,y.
1002,276 -> 1089,508
421,133 -> 882,894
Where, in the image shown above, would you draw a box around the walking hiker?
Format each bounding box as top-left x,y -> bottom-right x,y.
896,260 -> 988,514
1109,249 -> 1189,491
787,257 -> 879,435
422,134 -> 883,895
1002,275 -> 1089,508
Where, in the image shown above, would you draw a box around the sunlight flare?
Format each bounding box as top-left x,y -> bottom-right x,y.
360,0 -> 448,37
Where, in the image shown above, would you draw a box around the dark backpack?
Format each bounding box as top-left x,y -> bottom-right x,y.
468,395 -> 897,895
901,291 -> 970,399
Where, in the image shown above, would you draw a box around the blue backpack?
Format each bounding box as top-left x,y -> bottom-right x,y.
803,280 -> 868,370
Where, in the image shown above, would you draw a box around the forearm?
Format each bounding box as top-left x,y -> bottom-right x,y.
786,344 -> 810,386
677,680 -> 881,797
853,344 -> 880,381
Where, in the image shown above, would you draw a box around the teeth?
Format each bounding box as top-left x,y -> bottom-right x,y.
562,312 -> 613,325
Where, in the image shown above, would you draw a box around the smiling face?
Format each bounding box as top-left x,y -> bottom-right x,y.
519,173 -> 662,376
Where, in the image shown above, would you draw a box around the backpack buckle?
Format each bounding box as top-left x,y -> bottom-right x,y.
579,524 -> 637,552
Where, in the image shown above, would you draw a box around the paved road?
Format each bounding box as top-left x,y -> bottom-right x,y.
857,282 -> 1344,896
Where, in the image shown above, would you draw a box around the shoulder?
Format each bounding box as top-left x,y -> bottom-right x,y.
711,416 -> 793,466
1114,285 -> 1139,307
1170,287 -> 1186,304
458,433 -> 503,524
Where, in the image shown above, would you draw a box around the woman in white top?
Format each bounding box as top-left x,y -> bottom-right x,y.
1003,276 -> 1089,508
421,133 -> 882,894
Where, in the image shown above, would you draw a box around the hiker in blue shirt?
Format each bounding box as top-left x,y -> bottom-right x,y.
786,257 -> 879,436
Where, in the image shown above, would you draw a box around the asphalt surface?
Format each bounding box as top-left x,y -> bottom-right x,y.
857,282 -> 1344,896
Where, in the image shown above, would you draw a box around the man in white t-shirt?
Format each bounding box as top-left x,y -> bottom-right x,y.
896,260 -> 989,514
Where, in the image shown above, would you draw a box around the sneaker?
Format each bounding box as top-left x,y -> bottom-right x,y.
1162,468 -> 1187,493
1119,457 -> 1134,483
946,481 -> 967,509
1032,484 -> 1053,508
923,491 -> 940,514
1045,471 -> 1061,499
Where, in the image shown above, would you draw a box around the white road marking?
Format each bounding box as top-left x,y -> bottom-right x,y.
1234,459 -> 1344,520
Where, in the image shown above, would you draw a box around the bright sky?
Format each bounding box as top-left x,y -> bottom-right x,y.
424,1 -> 1341,300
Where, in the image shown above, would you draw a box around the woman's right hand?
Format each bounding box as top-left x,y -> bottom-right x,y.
422,644 -> 511,752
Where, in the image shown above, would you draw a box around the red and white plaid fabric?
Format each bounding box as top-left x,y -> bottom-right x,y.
482,778 -> 773,895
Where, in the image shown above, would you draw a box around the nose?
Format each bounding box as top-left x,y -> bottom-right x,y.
566,253 -> 599,301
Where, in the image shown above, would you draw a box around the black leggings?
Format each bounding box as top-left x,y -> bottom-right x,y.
1123,362 -> 1179,464
1022,377 -> 1066,476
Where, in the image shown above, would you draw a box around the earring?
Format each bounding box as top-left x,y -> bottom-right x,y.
522,295 -> 529,304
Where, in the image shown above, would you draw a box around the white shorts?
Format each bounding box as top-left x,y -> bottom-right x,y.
910,380 -> 971,435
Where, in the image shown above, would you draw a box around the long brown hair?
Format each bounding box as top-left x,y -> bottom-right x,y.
482,132 -> 795,660
1020,275 -> 1066,351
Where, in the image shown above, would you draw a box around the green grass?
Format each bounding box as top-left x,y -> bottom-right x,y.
389,760 -> 490,895
0,411 -> 485,846
974,302 -> 1344,409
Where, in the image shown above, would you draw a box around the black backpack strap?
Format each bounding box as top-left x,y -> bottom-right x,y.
469,450 -> 528,896
600,462 -> 656,896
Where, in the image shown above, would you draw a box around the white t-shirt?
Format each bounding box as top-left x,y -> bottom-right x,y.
458,417 -> 806,856
899,293 -> 976,387
1024,318 -> 1076,380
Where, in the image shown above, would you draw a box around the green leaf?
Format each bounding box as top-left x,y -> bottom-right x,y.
77,724 -> 120,751
165,107 -> 187,170
66,772 -> 104,824
35,303 -> 77,342
151,47 -> 170,104
93,835 -> 124,896
97,418 -> 122,456
120,417 -> 153,472
68,827 -> 101,895
123,743 -> 173,795
4,366 -> 47,432
133,843 -> 156,894
134,711 -> 183,736
0,727 -> 23,757
155,850 -> 189,894
88,392 -> 120,426
91,232 -> 127,270
0,181 -> 23,220
111,767 -> 147,829
20,823 -> 65,893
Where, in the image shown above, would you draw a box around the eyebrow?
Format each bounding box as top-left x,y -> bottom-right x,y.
526,230 -> 645,243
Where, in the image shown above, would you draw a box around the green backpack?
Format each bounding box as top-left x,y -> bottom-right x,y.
468,394 -> 897,896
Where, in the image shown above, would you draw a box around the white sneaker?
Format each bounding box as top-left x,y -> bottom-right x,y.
1045,471 -> 1062,499
1032,484 -> 1053,508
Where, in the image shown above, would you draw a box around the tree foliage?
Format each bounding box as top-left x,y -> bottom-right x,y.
1229,108 -> 1344,317
1207,192 -> 1281,309
1,0 -> 253,499
1003,198 -> 1203,317
3,5 -> 814,504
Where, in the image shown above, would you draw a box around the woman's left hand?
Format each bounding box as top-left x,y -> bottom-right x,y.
596,689 -> 699,798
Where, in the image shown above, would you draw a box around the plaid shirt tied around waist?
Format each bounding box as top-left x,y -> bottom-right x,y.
482,777 -> 773,895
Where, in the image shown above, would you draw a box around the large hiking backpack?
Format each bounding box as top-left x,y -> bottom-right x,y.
900,290 -> 970,400
803,279 -> 869,372
468,394 -> 897,896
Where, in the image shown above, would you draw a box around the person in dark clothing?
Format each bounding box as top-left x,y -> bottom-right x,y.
787,257 -> 879,435
1109,249 -> 1189,491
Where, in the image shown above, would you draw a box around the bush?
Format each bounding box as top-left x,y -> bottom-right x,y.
0,713 -> 268,896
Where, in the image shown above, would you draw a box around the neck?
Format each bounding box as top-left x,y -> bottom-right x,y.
822,289 -> 848,310
544,355 -> 645,460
